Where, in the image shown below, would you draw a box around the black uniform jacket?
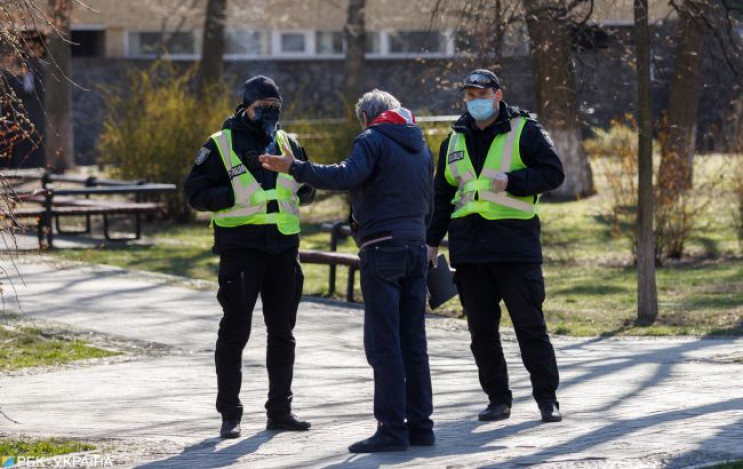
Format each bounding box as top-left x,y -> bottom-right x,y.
185,111 -> 315,255
426,102 -> 565,266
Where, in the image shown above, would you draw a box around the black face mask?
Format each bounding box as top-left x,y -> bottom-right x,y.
251,105 -> 281,137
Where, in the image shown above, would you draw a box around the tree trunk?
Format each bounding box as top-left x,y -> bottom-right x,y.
198,0 -> 226,94
343,0 -> 366,109
44,0 -> 74,171
523,0 -> 594,200
634,0 -> 658,326
658,0 -> 707,193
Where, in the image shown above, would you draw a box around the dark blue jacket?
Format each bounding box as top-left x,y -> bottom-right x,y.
291,122 -> 433,243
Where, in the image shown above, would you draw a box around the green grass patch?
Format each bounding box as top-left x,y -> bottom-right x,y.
0,437 -> 95,459
706,462 -> 743,469
49,155 -> 742,338
0,326 -> 121,371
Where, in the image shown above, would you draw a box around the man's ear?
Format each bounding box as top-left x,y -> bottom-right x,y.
360,111 -> 368,129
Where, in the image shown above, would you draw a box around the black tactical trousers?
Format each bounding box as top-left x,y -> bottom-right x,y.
455,262 -> 559,406
214,247 -> 303,421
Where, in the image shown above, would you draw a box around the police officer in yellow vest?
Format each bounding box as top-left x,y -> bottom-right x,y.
426,69 -> 565,423
185,76 -> 315,438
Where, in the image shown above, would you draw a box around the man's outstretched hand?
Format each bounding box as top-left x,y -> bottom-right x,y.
259,142 -> 295,174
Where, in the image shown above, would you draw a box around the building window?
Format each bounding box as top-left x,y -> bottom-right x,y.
316,31 -> 344,55
365,31 -> 381,54
280,32 -> 307,53
128,31 -> 196,57
71,29 -> 105,57
388,30 -> 445,55
225,30 -> 269,56
453,26 -> 529,57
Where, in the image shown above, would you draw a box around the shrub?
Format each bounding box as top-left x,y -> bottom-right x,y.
585,116 -> 640,242
584,116 -> 723,262
98,61 -> 230,222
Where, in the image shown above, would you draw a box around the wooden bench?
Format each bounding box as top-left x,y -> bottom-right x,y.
299,249 -> 360,302
3,183 -> 175,248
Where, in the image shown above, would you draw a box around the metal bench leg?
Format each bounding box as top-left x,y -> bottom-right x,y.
55,214 -> 92,235
328,222 -> 345,296
42,193 -> 53,249
346,266 -> 357,303
103,214 -> 141,242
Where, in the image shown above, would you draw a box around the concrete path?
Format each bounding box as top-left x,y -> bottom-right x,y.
1,256 -> 742,468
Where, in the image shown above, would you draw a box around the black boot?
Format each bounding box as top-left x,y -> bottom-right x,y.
409,429 -> 435,446
539,402 -> 562,423
478,402 -> 511,422
220,419 -> 241,439
266,413 -> 311,431
348,431 -> 408,453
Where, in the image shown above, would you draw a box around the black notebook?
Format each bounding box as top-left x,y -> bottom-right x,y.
427,254 -> 458,309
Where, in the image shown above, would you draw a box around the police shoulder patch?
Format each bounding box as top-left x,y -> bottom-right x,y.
194,147 -> 211,165
448,151 -> 465,164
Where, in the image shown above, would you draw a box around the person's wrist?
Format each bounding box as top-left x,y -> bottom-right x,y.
288,159 -> 300,176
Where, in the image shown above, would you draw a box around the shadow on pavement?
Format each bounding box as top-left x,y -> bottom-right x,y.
134,431 -> 276,469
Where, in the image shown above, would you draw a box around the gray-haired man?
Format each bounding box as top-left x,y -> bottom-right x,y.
260,89 -> 434,453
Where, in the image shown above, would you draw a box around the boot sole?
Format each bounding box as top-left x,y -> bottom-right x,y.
266,423 -> 311,431
410,440 -> 435,446
348,445 -> 409,453
478,412 -> 511,422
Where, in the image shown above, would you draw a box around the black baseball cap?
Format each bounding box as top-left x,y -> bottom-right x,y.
460,69 -> 501,90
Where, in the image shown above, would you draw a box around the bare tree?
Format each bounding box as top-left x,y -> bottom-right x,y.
198,0 -> 226,94
657,0 -> 709,193
634,0 -> 658,326
343,0 -> 366,108
44,0 -> 74,171
523,0 -> 594,200
431,0 -> 595,200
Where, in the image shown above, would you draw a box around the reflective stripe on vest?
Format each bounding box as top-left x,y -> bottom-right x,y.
444,117 -> 538,220
210,129 -> 301,234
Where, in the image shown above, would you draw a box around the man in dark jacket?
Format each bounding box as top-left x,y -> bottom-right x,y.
427,69 -> 565,424
185,76 -> 315,439
260,89 -> 434,453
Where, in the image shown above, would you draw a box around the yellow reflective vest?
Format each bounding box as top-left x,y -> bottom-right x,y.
210,129 -> 301,235
444,117 -> 538,220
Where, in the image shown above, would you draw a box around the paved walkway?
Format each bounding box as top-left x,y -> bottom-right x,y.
1,256 -> 742,468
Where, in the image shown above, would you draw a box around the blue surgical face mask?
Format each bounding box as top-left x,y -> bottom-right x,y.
466,98 -> 496,121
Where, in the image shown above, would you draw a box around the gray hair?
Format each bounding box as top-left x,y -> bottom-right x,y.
355,89 -> 401,123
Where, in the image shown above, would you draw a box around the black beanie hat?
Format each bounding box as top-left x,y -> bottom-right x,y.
242,75 -> 282,106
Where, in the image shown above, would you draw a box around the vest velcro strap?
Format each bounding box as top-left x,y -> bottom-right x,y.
253,189 -> 278,204
461,179 -> 493,193
479,191 -> 534,212
214,204 -> 264,218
